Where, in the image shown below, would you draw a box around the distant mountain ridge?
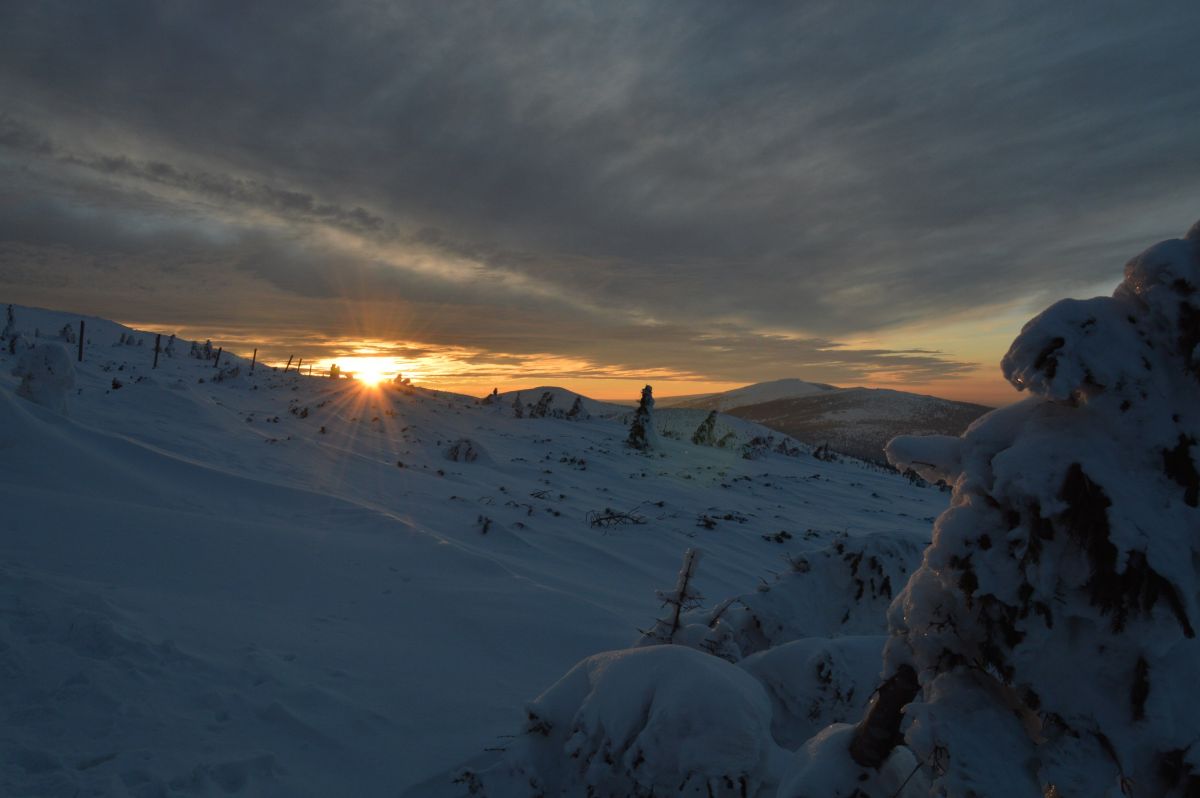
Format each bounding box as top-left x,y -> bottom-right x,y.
654,378 -> 990,464
657,378 -> 837,411
729,387 -> 990,464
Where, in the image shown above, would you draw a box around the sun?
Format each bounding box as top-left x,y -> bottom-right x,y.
356,363 -> 388,386
331,355 -> 396,387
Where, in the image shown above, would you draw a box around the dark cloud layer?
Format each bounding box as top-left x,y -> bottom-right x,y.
2,1 -> 1199,392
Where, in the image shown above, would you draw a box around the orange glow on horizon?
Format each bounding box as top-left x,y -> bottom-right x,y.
122,322 -> 1022,407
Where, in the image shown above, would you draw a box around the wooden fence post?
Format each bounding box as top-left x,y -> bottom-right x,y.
250,348 -> 257,373
213,347 -> 223,368
284,355 -> 293,373
297,357 -> 304,374
153,333 -> 161,369
78,320 -> 84,362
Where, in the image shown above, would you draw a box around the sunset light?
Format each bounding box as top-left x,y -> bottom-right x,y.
4,3 -> 1197,793
337,356 -> 394,386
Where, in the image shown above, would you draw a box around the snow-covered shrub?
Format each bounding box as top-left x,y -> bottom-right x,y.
12,342 -> 75,414
627,385 -> 656,450
464,645 -> 782,796
693,410 -> 719,446
58,323 -> 76,344
211,365 -> 240,383
801,221 -> 1200,796
741,435 -> 781,460
445,438 -> 485,463
690,533 -> 923,662
190,339 -> 214,360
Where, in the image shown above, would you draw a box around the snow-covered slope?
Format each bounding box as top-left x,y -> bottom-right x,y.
0,303 -> 947,797
659,378 -> 837,411
729,387 -> 990,464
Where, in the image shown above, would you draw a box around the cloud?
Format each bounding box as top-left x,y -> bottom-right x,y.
1,0 -> 1198,389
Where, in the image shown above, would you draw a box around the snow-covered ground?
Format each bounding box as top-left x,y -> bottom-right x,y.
0,304 -> 948,797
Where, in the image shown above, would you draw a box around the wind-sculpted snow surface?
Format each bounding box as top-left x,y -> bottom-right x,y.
0,303 -> 948,796
790,221 -> 1200,796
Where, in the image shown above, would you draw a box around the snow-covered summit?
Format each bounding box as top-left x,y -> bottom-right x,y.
660,378 -> 837,411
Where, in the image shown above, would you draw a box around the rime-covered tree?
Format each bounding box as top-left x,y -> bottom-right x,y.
11,342 -> 75,414
566,395 -> 588,420
511,391 -> 524,419
639,549 -> 703,645
692,410 -> 718,446
531,391 -> 555,418
788,220 -> 1200,796
1,304 -> 14,342
626,385 -> 656,450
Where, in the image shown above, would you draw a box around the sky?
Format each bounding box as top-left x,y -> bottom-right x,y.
2,1 -> 1199,405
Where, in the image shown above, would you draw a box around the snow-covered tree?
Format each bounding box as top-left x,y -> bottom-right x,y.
531,391 -> 555,418
566,395 -> 588,420
511,391 -> 524,419
627,385 -> 656,450
11,342 -> 75,414
639,548 -> 703,645
789,220 -> 1200,796
1,304 -> 14,342
692,410 -> 718,446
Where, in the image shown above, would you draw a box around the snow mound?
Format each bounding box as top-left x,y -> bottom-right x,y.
884,434 -> 962,484
738,636 -> 884,751
464,645 -> 783,796
777,723 -> 927,798
12,341 -> 75,414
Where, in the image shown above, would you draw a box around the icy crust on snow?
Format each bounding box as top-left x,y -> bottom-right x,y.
464,645 -> 783,796
873,222 -> 1200,796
